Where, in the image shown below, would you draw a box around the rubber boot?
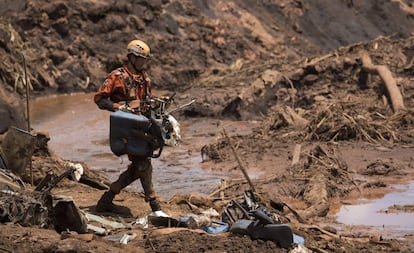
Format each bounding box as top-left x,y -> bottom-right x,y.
96,191 -> 128,214
149,200 -> 161,212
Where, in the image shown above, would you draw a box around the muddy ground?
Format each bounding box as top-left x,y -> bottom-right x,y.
1,0 -> 414,252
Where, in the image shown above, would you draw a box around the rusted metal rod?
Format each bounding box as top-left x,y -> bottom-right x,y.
22,51 -> 33,185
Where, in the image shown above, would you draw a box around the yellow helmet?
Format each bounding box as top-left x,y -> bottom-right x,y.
127,40 -> 152,58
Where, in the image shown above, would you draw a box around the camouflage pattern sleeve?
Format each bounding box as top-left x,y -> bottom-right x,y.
94,73 -> 116,111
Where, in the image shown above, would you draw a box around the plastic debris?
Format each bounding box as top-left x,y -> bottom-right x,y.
151,210 -> 170,217
135,216 -> 148,228
200,207 -> 220,218
87,224 -> 107,235
293,233 -> 305,245
85,212 -> 132,230
289,244 -> 312,253
64,161 -> 84,181
120,233 -> 137,244
105,233 -> 137,244
200,221 -> 229,234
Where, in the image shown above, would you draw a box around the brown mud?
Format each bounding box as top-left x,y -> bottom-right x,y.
1,0 -> 414,252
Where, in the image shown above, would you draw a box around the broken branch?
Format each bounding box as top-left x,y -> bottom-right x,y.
360,51 -> 405,112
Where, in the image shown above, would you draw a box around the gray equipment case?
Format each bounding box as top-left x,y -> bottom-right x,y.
109,110 -> 152,157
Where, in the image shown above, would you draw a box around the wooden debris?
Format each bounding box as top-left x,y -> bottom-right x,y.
208,178 -> 246,199
291,144 -> 302,166
294,223 -> 370,243
220,179 -> 226,200
360,50 -> 405,112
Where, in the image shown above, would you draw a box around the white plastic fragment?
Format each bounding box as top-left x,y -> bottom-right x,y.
64,161 -> 84,181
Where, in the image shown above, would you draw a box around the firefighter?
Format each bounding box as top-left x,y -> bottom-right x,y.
93,39 -> 161,213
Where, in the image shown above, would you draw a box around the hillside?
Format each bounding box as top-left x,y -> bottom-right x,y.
0,0 -> 414,252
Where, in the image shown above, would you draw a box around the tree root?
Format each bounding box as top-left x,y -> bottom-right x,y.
360,50 -> 405,113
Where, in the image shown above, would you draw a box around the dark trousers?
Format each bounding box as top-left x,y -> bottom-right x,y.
109,156 -> 156,202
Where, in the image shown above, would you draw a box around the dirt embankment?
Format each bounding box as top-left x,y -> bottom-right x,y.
0,0 -> 414,253
1,1 -> 413,119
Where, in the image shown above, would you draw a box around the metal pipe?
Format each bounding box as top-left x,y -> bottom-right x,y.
22,51 -> 31,132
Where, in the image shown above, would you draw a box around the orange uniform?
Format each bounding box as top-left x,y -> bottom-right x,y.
94,64 -> 151,111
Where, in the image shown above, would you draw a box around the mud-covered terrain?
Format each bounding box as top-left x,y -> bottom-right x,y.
1,0 -> 414,252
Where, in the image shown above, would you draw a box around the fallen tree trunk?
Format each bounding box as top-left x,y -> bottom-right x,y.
360,51 -> 405,112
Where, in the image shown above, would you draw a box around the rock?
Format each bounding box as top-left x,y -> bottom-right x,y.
0,26 -> 11,48
261,69 -> 282,87
52,18 -> 69,37
50,50 -> 70,65
43,2 -> 69,20
1,127 -> 34,176
52,238 -> 81,253
303,74 -> 318,85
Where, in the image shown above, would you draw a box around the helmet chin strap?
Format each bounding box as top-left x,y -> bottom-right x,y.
127,57 -> 140,73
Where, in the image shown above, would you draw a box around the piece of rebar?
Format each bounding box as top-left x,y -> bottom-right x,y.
21,51 -> 31,133
21,50 -> 33,186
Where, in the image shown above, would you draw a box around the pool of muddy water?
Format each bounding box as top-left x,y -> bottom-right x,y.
334,181 -> 414,234
29,93 -> 247,199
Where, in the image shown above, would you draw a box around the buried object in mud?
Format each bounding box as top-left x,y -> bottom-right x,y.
53,195 -> 88,234
0,168 -> 25,191
0,167 -> 89,234
147,209 -> 230,234
230,219 -> 294,249
223,191 -> 295,249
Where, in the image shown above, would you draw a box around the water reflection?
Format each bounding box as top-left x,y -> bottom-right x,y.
336,181 -> 414,230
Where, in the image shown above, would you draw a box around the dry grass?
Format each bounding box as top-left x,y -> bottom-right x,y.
305,104 -> 400,144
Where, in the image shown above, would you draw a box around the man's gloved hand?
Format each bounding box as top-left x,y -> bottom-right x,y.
130,129 -> 160,150
118,104 -> 133,112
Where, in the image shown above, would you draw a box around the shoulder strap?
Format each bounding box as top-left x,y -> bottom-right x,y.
141,70 -> 151,98
115,67 -> 131,106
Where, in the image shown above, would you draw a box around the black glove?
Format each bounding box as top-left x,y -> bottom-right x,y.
130,128 -> 162,151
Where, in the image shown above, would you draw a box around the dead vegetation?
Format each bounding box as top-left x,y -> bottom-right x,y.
305,104 -> 401,143
0,19 -> 52,95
